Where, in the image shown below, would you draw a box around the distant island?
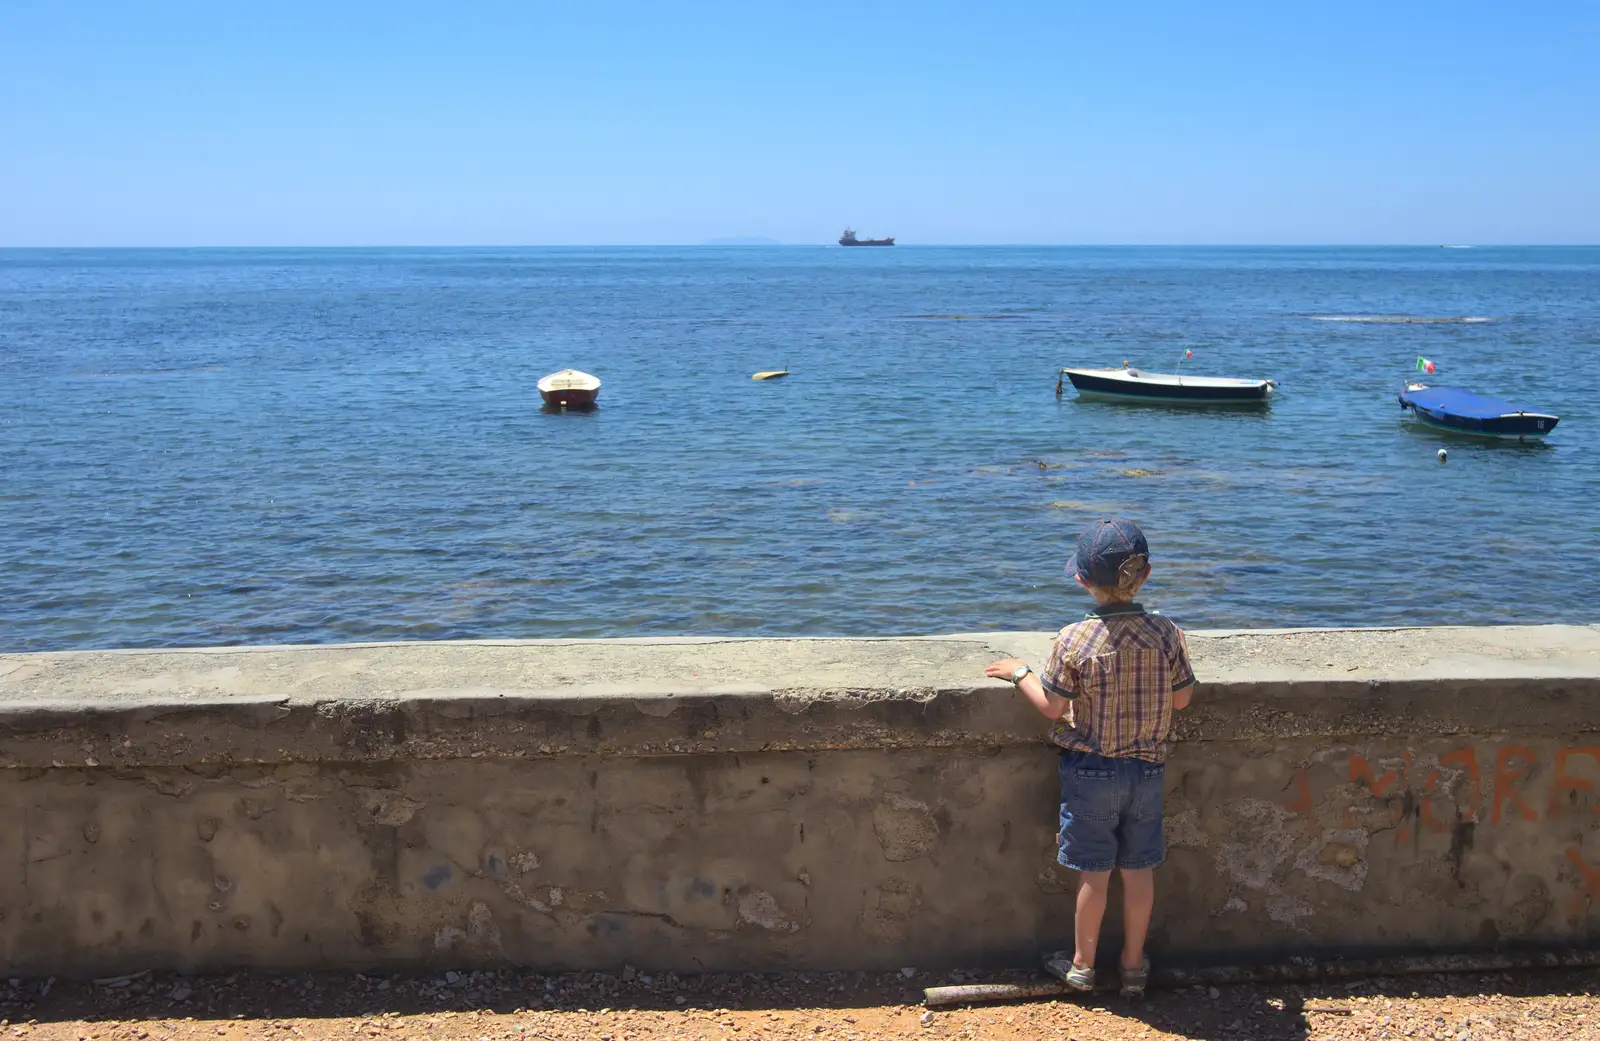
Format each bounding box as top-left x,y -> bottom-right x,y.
704,236 -> 782,246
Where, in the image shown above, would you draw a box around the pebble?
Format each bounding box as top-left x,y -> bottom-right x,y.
900,968 -> 916,979
1208,986 -> 1221,1000
170,986 -> 192,1002
920,1010 -> 935,1027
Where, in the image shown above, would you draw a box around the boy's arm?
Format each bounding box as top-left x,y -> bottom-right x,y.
1021,669 -> 1070,720
1170,627 -> 1197,711
985,641 -> 1074,721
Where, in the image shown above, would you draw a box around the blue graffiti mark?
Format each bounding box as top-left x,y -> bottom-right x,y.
686,878 -> 717,900
483,854 -> 506,878
587,914 -> 625,937
423,865 -> 453,890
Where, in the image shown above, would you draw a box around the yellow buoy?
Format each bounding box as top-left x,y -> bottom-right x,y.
752,370 -> 790,381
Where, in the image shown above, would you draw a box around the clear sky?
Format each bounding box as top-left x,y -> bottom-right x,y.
2,1 -> 1596,246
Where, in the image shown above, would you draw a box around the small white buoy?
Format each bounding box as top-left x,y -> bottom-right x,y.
1437,448 -> 1448,463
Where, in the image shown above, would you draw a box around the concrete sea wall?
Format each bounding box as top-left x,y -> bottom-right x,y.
3,626 -> 1600,978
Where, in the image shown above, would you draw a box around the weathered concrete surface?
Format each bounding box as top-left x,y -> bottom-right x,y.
2,626 -> 1600,977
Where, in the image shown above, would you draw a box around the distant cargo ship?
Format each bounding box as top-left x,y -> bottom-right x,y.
839,228 -> 895,247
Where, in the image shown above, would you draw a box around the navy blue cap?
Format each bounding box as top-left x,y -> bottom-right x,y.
1067,518 -> 1150,587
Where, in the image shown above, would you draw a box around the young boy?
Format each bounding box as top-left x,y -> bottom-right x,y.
985,517 -> 1195,998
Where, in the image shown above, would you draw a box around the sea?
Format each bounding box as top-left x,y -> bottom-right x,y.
3,246 -> 1598,652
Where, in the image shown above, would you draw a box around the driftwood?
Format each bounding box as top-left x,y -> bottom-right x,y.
922,981 -> 1077,1006
923,948 -> 1600,1008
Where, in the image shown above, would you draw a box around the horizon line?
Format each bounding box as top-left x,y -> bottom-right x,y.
3,242 -> 1597,250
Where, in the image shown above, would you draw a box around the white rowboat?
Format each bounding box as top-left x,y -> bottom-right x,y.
538,369 -> 601,408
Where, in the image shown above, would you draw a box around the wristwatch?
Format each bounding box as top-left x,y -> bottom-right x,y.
1010,664 -> 1032,685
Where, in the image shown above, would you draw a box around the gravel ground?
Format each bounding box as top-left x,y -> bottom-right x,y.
2,967 -> 1597,1041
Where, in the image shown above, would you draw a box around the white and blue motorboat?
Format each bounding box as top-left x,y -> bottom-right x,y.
1398,383 -> 1559,440
1060,366 -> 1276,405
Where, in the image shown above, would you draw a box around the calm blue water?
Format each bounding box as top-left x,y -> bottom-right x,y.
3,246 -> 1599,652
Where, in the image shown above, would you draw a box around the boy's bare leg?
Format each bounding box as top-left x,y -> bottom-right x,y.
1119,867 -> 1155,968
1074,870 -> 1113,968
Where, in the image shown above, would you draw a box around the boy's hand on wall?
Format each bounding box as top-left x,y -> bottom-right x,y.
984,658 -> 1029,680
986,658 -> 1069,720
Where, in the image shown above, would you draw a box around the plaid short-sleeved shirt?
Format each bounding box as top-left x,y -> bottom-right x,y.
1040,602 -> 1195,763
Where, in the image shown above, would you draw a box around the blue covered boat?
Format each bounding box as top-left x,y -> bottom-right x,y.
1398,382 -> 1559,440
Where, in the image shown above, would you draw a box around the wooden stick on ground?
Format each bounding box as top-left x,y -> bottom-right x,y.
922,981 -> 1074,1007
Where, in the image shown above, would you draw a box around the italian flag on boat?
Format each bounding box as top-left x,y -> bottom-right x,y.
1416,356 -> 1437,374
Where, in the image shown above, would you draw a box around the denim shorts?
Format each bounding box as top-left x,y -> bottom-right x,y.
1057,749 -> 1167,872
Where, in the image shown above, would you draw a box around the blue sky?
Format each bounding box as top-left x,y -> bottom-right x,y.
2,1 -> 1596,245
